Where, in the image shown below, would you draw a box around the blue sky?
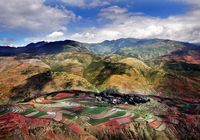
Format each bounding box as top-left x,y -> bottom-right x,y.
0,0 -> 200,46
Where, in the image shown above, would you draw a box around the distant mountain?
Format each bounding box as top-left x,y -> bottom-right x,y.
1,38 -> 199,58
87,38 -> 141,54
0,40 -> 89,56
0,46 -> 16,56
87,38 -> 200,60
195,42 -> 200,45
25,41 -> 47,48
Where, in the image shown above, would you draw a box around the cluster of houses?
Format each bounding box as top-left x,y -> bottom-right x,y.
96,92 -> 150,105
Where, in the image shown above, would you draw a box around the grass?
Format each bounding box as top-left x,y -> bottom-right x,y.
88,110 -> 126,125
31,111 -> 48,118
21,108 -> 37,115
74,106 -> 108,116
63,112 -> 77,119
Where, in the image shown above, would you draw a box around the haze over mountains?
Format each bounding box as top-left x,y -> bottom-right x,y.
1,38 -> 199,56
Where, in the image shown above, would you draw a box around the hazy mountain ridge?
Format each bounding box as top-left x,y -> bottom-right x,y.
1,38 -> 199,57
87,38 -> 199,53
0,40 -> 89,56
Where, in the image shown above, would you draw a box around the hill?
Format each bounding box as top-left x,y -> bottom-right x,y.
0,57 -> 97,104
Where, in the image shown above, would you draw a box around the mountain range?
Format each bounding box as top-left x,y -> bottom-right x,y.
1,38 -> 199,57
0,38 -> 200,104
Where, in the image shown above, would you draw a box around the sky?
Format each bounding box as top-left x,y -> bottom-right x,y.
0,0 -> 200,46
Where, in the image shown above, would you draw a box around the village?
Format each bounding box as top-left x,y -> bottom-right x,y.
96,91 -> 150,105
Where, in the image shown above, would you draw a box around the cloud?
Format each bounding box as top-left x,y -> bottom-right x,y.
0,37 -> 16,46
47,31 -> 64,39
1,0 -> 200,46
98,6 -> 142,22
61,0 -> 85,7
99,6 -> 129,21
0,0 -> 77,35
69,5 -> 200,43
24,31 -> 66,44
100,6 -> 127,15
61,0 -> 109,8
172,0 -> 200,7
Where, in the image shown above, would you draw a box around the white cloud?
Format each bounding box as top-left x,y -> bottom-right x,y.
0,0 -> 77,34
100,5 -> 127,14
24,31 -> 67,44
47,31 -> 65,39
98,6 -> 142,23
99,6 -> 129,21
69,5 -> 200,43
61,0 -> 109,8
61,0 -> 85,7
172,0 -> 200,7
0,37 -> 16,46
2,0 -> 200,46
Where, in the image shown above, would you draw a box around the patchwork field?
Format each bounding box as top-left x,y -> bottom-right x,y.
0,90 -> 200,140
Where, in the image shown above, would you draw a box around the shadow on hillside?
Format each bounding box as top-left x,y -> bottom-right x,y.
10,71 -> 52,103
94,62 -> 131,85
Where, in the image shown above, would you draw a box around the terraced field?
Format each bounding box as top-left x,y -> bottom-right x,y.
1,90 -> 200,140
